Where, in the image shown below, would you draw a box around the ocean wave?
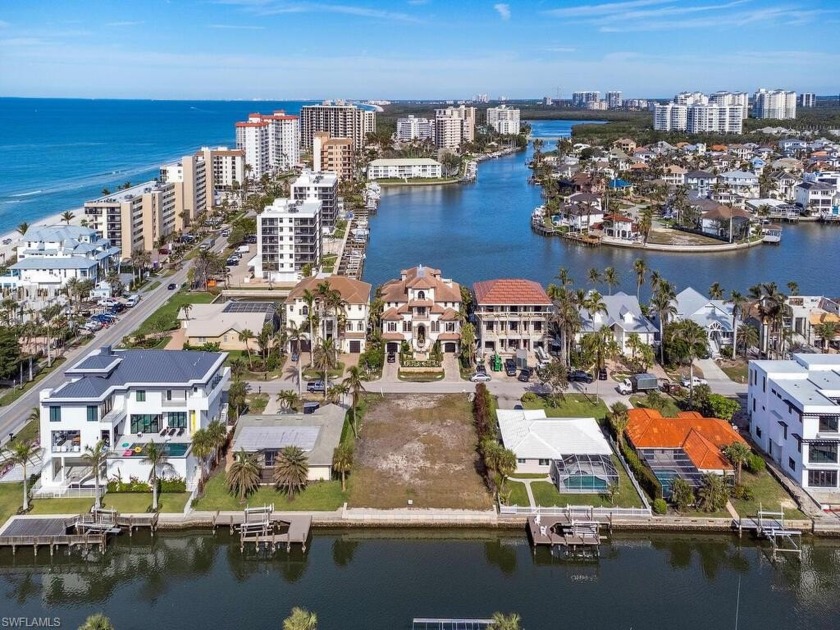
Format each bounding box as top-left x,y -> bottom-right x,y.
9,190 -> 42,197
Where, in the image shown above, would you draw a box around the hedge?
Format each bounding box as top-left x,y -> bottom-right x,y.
619,441 -> 663,500
107,476 -> 186,493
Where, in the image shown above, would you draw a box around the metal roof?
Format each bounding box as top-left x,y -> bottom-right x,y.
10,258 -> 99,270
233,426 -> 319,452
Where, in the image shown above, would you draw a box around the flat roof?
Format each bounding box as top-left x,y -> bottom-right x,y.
369,158 -> 441,166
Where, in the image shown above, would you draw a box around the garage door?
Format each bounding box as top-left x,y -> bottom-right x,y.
349,340 -> 361,353
444,342 -> 457,353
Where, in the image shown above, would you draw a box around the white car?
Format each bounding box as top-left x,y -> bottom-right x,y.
470,372 -> 492,383
681,376 -> 708,387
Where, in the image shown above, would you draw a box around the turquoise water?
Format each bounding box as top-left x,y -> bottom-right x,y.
363,120 -> 840,296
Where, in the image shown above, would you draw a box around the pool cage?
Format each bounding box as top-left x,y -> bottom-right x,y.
550,454 -> 619,493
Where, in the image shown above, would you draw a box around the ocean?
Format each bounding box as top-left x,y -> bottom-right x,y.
0,98 -> 316,235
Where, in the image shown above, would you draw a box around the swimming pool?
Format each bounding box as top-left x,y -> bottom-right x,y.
118,442 -> 190,458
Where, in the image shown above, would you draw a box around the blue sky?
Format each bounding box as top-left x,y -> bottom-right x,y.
1,0 -> 838,99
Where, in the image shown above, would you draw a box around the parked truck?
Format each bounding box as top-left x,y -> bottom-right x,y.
617,373 -> 659,395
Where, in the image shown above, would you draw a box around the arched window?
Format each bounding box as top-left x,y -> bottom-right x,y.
418,290 -> 426,300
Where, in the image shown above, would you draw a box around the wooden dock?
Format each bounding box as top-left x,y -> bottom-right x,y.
526,514 -> 604,556
222,505 -> 312,553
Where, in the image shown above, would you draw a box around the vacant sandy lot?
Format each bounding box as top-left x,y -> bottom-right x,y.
348,394 -> 492,509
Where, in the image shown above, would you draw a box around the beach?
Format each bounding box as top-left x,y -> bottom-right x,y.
0,206 -> 86,263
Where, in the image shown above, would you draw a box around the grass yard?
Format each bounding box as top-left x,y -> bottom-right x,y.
348,394 -> 492,510
0,483 -> 24,527
132,291 -> 214,337
719,360 -> 749,384
29,492 -> 191,515
193,472 -> 346,512
630,393 -> 682,418
529,457 -> 644,509
521,393 -> 609,422
246,393 -> 269,414
729,470 -> 805,519
505,481 -> 530,507
0,357 -> 67,406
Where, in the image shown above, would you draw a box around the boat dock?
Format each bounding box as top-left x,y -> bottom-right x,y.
526,514 -> 604,556
221,505 -> 312,553
737,506 -> 802,559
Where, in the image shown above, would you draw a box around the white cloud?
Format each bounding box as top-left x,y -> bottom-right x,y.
206,23 -> 266,30
544,0 -> 673,18
494,3 -> 511,20
217,1 -> 423,23
543,46 -> 576,53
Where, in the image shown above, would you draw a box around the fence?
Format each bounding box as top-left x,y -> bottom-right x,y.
32,481 -> 105,499
607,433 -> 653,511
498,505 -> 651,519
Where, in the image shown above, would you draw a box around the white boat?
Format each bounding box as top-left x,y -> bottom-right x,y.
762,224 -> 782,244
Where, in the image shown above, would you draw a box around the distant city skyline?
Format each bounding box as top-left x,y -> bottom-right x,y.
1,0 -> 838,100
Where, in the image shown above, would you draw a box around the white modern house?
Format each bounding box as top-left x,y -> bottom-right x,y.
37,346 -> 230,496
794,181 -> 836,214
748,354 -> 840,508
367,158 -> 442,180
577,292 -> 658,355
1,225 -> 120,297
720,170 -> 759,196
666,287 -> 735,356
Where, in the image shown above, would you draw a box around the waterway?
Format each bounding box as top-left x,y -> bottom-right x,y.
363,120 -> 840,298
2,529 -> 840,629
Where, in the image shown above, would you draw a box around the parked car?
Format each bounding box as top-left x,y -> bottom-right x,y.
569,370 -> 593,383
598,367 -> 608,381
167,283 -> 177,290
476,363 -> 487,374
518,368 -> 531,383
387,352 -> 396,364
220,229 -> 231,238
291,352 -> 299,363
681,376 -> 708,387
504,358 -> 517,376
125,294 -> 139,307
306,380 -> 325,393
470,372 -> 492,383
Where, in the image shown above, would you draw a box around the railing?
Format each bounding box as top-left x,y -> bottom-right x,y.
101,407 -> 127,426
499,504 -> 652,519
32,481 -> 104,499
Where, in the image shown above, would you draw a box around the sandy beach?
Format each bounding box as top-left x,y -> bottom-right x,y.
0,206 -> 86,264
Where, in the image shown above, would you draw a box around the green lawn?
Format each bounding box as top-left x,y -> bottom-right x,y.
729,470 -> 805,519
132,291 -> 214,337
521,393 -> 609,422
14,419 -> 39,445
720,362 -> 749,384
144,280 -> 161,292
630,393 -> 682,418
192,471 -> 346,512
29,492 -> 191,515
0,483 -> 24,527
529,457 -> 644,509
0,357 -> 67,406
505,481 -> 530,507
246,393 -> 269,414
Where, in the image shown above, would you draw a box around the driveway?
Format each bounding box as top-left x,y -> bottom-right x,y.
695,358 -> 747,397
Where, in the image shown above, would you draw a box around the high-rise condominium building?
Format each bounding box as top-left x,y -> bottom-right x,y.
606,91 -> 623,109
653,103 -> 743,134
300,101 -> 375,153
396,115 -> 433,142
313,132 -> 354,181
674,91 -> 709,106
235,111 -> 300,178
653,104 -> 688,132
197,146 -> 245,194
159,154 -> 208,231
485,105 -> 521,135
709,91 -> 749,119
799,93 -> 816,108
434,105 -> 476,148
572,91 -> 600,107
291,171 -> 339,228
753,89 -> 797,119
254,198 -> 322,282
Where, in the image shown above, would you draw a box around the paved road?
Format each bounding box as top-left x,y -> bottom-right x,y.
0,236 -> 227,445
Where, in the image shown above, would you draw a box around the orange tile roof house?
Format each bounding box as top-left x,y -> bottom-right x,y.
472,279 -> 553,355
626,408 -> 747,492
379,264 -> 463,358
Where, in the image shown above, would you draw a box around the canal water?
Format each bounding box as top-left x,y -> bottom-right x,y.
363,120 -> 840,298
2,529 -> 840,629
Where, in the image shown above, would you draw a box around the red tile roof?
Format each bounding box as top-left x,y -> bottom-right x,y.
626,408 -> 747,471
473,279 -> 551,306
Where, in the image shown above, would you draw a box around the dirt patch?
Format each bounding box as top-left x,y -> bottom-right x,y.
647,228 -> 723,246
349,394 -> 492,510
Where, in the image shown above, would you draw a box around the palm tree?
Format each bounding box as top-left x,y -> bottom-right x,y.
609,402 -> 629,449
190,428 -> 214,485
697,473 -> 728,513
238,328 -> 255,368
286,321 -> 307,396
81,440 -> 108,510
16,222 -> 29,236
277,390 -> 301,411
674,321 -> 708,402
313,338 -> 338,399
342,366 -> 366,436
489,612 -> 522,630
729,290 -> 746,360
723,442 -> 751,485
787,281 -> 799,296
737,323 -> 760,359
61,211 -> 75,225
142,441 -> 169,511
226,449 -> 262,503
283,607 -> 318,630
651,281 -> 677,365
302,289 -> 318,357
633,259 -> 647,301
332,443 -> 354,491
273,446 -> 309,499
2,440 -> 41,512
587,267 -> 601,290
815,321 -> 840,350
603,266 -> 619,295
708,282 -> 724,300
206,419 -> 228,463
78,614 -> 115,630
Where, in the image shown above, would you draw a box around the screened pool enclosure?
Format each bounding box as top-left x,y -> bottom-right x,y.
550,454 -> 619,493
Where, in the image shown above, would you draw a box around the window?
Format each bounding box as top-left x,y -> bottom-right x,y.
808,469 -> 837,488
402,321 -> 411,332
49,406 -> 61,422
87,406 -> 98,422
387,322 -> 397,332
809,443 -> 838,464
166,390 -> 173,401
168,412 -> 187,429
130,414 -> 161,434
756,426 -> 762,438
819,416 -> 839,432
264,449 -> 277,467
517,458 -> 526,464
788,457 -> 796,471
136,390 -> 146,402
538,459 -> 550,466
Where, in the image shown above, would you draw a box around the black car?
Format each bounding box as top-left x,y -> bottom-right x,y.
598,367 -> 608,381
167,283 -> 177,290
476,363 -> 487,374
387,352 -> 396,364
569,370 -> 594,383
504,359 -> 517,376
517,368 -> 531,383
306,380 -> 325,393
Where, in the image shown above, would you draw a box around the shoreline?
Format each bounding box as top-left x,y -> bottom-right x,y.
0,206 -> 86,262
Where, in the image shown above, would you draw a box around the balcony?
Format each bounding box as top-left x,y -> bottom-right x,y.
101,406 -> 127,427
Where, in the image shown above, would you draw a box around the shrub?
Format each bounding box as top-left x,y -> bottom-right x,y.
107,476 -> 152,493
731,484 -> 754,501
521,392 -> 538,404
620,441 -> 662,500
720,346 -> 733,359
652,499 -> 668,514
160,477 -> 187,493
745,453 -> 765,474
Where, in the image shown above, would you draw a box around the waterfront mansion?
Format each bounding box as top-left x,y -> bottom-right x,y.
37,346 -> 229,497
380,264 -> 463,357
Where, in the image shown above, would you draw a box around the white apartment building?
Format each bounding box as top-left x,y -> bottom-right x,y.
606,91 -> 623,109
84,180 -> 176,256
235,111 -> 300,178
396,115 -> 433,142
748,354 -> 840,507
800,93 -> 816,108
434,105 -> 476,147
291,170 -> 339,228
37,346 -> 230,496
709,91 -> 749,118
2,225 -> 120,296
486,105 -> 521,135
253,198 -> 322,282
753,89 -> 797,119
300,101 -> 375,152
675,91 -> 709,106
654,102 -> 743,134
159,153 -> 208,230
285,275 -> 372,354
572,91 -> 600,107
367,158 -> 442,180
653,103 -> 688,131
197,146 -> 245,195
